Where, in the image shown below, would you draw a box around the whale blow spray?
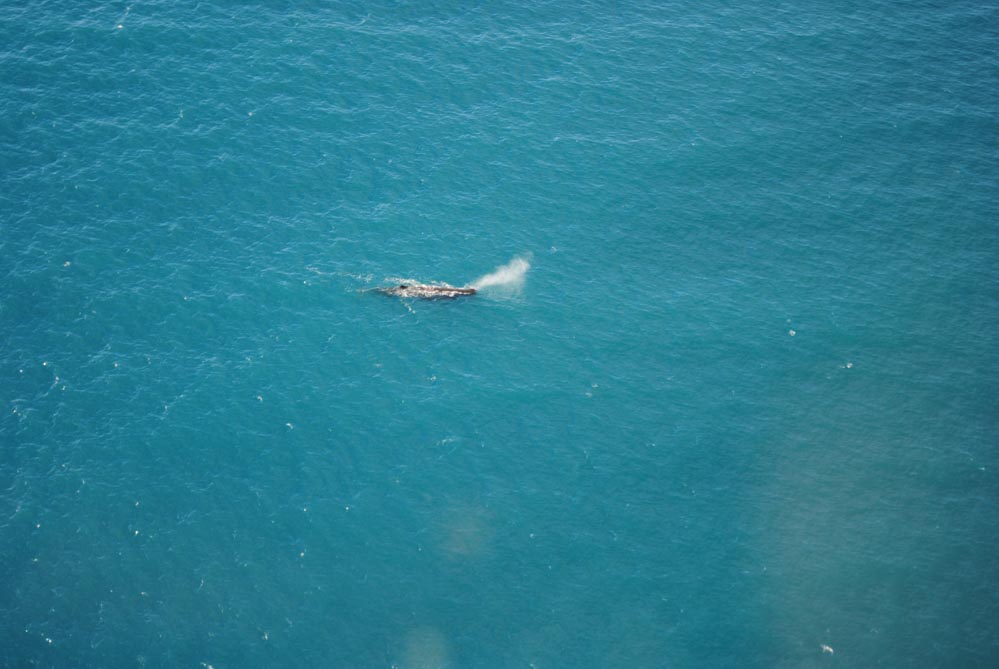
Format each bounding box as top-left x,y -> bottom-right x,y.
469,256 -> 531,291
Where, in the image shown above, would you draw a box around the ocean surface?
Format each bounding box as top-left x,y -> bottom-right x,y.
2,1 -> 997,667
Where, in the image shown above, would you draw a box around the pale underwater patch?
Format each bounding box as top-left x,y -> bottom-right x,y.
398,626 -> 452,669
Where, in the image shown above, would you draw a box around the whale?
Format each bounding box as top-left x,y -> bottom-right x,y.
377,283 -> 477,299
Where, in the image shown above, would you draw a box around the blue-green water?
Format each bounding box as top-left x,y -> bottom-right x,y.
2,1 -> 997,666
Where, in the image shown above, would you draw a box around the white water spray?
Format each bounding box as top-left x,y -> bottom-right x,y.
469,256 -> 531,291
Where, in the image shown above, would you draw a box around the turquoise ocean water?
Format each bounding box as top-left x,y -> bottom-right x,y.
2,1 -> 997,666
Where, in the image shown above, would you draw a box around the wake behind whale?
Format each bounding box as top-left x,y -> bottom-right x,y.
375,256 -> 531,300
